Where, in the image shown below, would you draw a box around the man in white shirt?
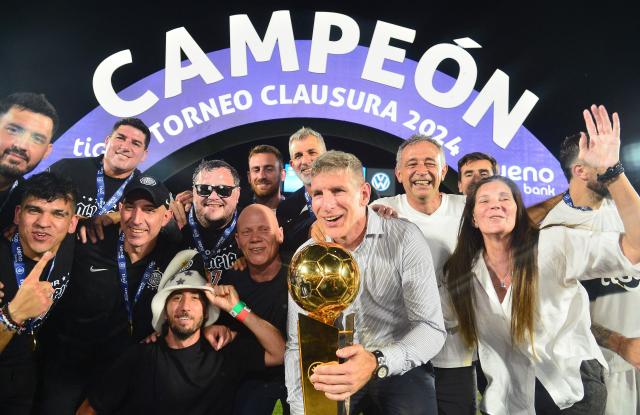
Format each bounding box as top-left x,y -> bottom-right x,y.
540,131 -> 640,415
372,135 -> 475,414
285,150 -> 445,415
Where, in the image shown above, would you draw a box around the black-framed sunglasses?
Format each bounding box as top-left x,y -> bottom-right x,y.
193,184 -> 237,198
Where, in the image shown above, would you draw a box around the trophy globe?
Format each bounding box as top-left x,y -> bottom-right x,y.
288,242 -> 360,325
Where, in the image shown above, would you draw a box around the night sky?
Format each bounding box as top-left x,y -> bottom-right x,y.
2,0 -> 638,189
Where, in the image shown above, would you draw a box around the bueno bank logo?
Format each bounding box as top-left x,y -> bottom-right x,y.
37,10 -> 567,205
500,165 -> 557,196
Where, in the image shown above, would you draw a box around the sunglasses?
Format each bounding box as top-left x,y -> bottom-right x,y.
193,184 -> 237,198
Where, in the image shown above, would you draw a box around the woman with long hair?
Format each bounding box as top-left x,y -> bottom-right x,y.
445,105 -> 640,414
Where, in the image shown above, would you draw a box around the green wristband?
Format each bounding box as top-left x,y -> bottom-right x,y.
230,301 -> 246,317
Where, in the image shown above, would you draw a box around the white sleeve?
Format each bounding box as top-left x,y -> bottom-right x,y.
285,293 -> 305,415
542,227 -> 640,282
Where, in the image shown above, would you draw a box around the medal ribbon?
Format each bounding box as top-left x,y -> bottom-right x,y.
95,163 -> 134,216
188,208 -> 237,263
116,232 -> 156,329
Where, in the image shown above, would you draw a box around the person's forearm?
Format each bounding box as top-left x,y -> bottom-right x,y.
381,320 -> 446,376
592,323 -> 625,355
608,174 -> 640,262
242,312 -> 285,366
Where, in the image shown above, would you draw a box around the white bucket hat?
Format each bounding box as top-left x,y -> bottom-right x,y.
151,249 -> 220,332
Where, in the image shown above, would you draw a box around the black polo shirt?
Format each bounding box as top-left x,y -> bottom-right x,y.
48,155 -> 140,218
55,226 -> 178,345
0,233 -> 74,368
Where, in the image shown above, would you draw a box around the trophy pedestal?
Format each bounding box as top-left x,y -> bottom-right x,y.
298,313 -> 354,415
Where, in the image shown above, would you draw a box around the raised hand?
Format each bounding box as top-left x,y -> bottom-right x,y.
579,104 -> 621,173
205,284 -> 240,313
8,251 -> 55,325
169,190 -> 192,230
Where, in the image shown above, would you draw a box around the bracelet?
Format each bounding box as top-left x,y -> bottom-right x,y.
597,161 -> 624,183
0,304 -> 22,332
229,301 -> 251,322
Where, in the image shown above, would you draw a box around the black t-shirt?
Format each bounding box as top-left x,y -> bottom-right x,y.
219,264 -> 288,381
0,177 -> 24,232
88,333 -> 265,415
55,226 -> 179,346
0,234 -> 74,368
179,216 -> 241,277
48,155 -> 140,218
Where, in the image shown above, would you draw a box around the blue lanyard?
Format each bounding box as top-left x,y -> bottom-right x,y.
116,232 -> 156,330
95,163 -> 134,216
304,190 -> 316,219
562,191 -> 593,212
188,208 -> 237,262
11,233 -> 56,333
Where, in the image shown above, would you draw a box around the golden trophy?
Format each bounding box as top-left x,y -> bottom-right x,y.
288,242 -> 361,415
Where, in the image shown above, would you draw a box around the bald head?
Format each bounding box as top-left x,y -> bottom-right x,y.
235,204 -> 283,268
238,204 -> 279,231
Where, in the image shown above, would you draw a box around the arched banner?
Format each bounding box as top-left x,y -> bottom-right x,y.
36,40 -> 565,205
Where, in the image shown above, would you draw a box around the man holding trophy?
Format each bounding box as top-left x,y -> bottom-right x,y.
285,151 -> 446,415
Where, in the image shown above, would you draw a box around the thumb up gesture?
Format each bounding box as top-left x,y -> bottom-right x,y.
8,251 -> 55,326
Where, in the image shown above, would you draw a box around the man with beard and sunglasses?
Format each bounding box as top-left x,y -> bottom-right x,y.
539,116 -> 640,415
246,145 -> 286,211
177,160 -> 243,281
0,93 -> 58,234
76,250 -> 285,415
48,117 -> 150,243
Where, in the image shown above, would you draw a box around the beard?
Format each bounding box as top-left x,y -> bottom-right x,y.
252,179 -> 279,198
587,180 -> 610,199
168,313 -> 204,340
0,146 -> 31,179
0,163 -> 22,181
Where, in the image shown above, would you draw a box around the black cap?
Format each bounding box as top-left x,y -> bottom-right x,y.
123,175 -> 171,208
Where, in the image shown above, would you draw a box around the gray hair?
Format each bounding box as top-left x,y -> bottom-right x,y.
396,134 -> 446,168
311,150 -> 364,184
288,126 -> 327,158
192,159 -> 240,186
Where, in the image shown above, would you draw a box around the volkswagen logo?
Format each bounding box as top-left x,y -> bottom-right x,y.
371,172 -> 391,192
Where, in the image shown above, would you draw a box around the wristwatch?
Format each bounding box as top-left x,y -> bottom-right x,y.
372,350 -> 389,379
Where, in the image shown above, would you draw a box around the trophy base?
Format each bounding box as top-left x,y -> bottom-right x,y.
298,313 -> 355,415
298,313 -> 339,415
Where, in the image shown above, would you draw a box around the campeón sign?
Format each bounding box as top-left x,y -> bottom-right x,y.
36,11 -> 566,204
